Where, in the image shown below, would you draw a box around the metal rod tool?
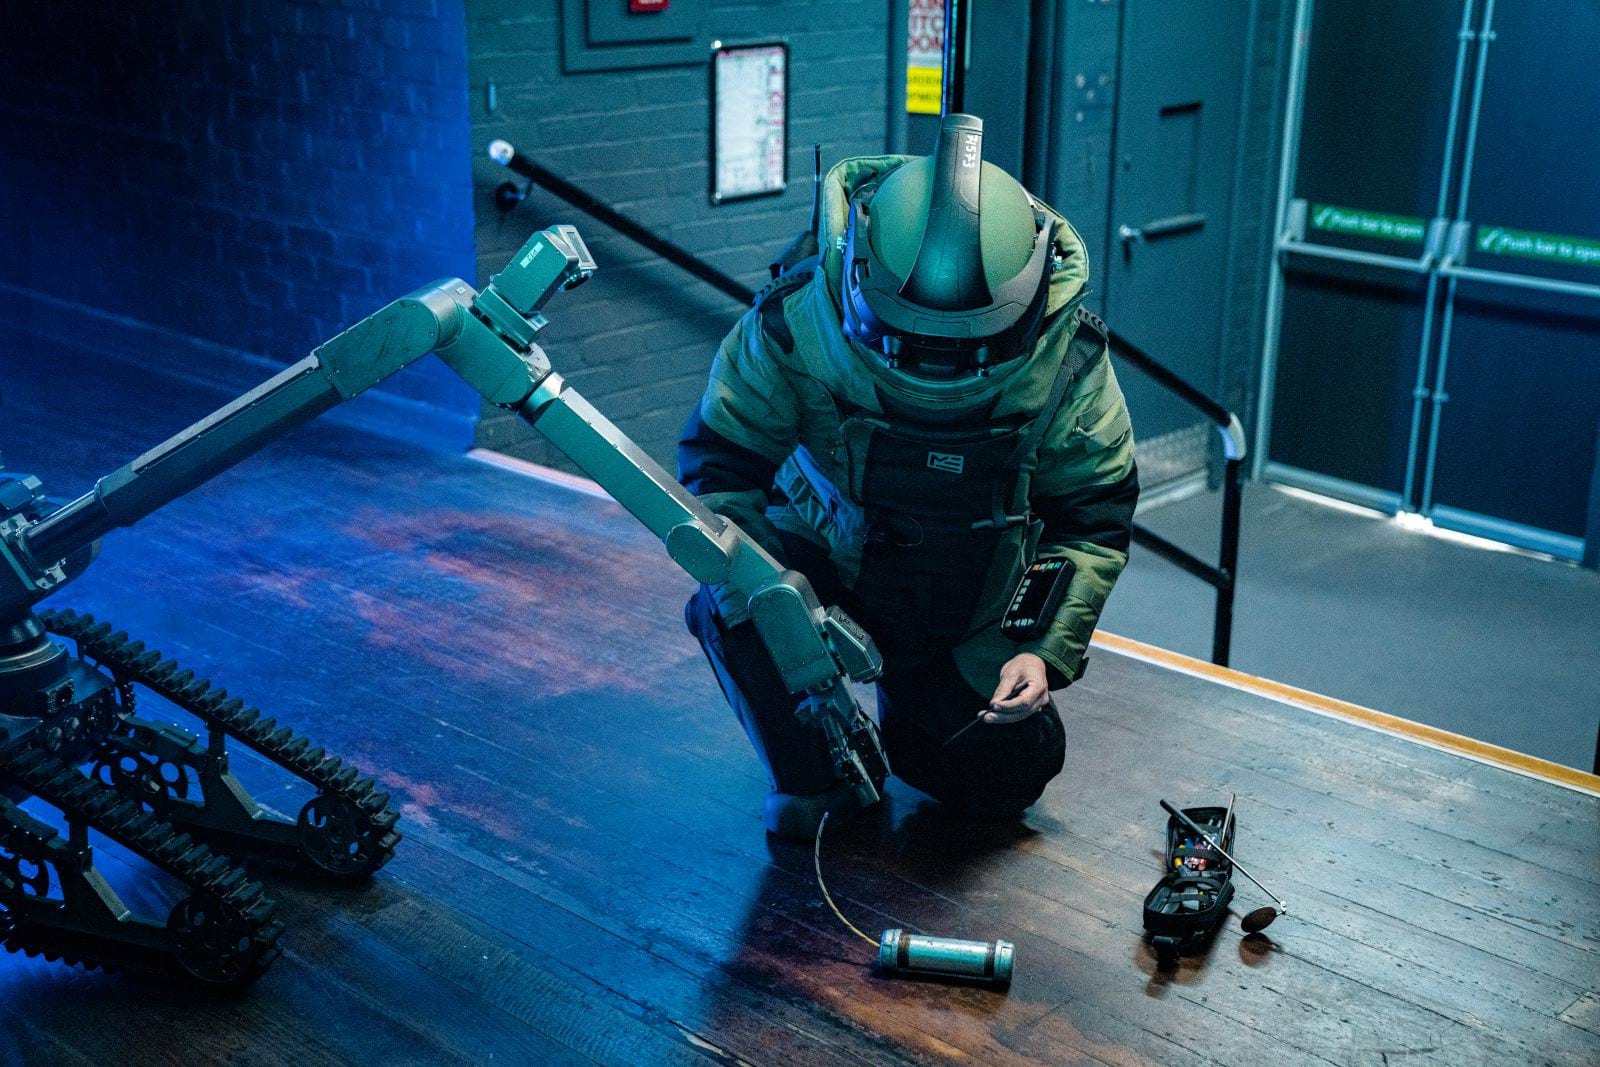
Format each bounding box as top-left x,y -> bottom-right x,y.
1160,799 -> 1288,932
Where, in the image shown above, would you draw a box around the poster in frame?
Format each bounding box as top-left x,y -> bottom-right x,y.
710,40 -> 789,205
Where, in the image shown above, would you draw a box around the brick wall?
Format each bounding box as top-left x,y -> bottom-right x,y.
0,0 -> 1279,472
466,0 -> 890,471
0,0 -> 480,437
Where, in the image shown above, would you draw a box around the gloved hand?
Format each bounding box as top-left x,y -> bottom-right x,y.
696,490 -> 789,625
696,489 -> 788,562
983,652 -> 1052,724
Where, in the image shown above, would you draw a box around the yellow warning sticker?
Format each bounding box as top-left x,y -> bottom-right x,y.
907,66 -> 942,115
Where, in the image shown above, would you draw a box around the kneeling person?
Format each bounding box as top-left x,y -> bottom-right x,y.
680,114 -> 1138,839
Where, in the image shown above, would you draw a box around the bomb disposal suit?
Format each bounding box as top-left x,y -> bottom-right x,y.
681,115 -> 1139,838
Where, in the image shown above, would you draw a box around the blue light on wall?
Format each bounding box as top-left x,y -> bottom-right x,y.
0,1 -> 480,447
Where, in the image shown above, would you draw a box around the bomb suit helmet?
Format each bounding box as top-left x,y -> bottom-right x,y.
841,113 -> 1055,385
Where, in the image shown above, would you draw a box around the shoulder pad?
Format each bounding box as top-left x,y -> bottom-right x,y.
1073,305 -> 1109,345
752,261 -> 816,355
1054,304 -> 1109,389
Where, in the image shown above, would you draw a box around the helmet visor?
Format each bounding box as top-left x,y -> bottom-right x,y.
842,199 -> 1054,376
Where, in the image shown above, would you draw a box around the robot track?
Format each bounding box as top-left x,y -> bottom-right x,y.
38,609 -> 402,882
0,748 -> 283,984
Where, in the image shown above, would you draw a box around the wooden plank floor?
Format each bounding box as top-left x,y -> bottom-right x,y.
2,344 -> 1597,1067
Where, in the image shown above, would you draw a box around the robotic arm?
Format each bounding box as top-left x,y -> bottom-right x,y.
464,230 -> 887,801
3,225 -> 888,804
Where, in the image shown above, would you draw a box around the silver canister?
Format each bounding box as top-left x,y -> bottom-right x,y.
878,928 -> 1014,986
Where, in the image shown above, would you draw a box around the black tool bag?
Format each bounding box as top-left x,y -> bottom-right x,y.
1142,804 -> 1237,966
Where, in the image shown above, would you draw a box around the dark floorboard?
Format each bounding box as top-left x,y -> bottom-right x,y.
1,343 -> 1597,1066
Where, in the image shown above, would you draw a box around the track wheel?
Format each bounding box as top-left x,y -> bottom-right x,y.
296,793 -> 385,880
167,893 -> 270,987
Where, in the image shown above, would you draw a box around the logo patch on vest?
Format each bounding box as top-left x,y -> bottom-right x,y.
926,451 -> 965,474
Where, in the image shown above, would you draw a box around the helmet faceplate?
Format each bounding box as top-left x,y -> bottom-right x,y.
841,114 -> 1055,382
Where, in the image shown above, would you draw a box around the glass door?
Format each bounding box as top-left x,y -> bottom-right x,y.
1418,0 -> 1600,557
1259,0 -> 1599,561
1262,0 -> 1476,508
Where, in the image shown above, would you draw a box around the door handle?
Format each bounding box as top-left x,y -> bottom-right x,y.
1119,212 -> 1207,245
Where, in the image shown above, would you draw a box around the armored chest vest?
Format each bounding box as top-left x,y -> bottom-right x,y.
831,307 -> 1106,645
837,408 -> 1026,642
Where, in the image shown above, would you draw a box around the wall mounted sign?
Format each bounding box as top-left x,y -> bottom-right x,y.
1475,224 -> 1600,269
1309,203 -> 1428,243
906,0 -> 944,115
710,41 -> 788,204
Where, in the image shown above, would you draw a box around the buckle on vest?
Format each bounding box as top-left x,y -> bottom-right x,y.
970,512 -> 1028,532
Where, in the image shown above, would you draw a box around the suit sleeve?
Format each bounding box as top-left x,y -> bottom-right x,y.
677,309 -> 802,561
1015,348 -> 1139,687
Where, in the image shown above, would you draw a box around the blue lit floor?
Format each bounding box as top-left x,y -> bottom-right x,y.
3,341 -> 1596,1065
1102,482 -> 1600,770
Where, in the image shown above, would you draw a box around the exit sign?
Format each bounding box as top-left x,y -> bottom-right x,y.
629,0 -> 669,11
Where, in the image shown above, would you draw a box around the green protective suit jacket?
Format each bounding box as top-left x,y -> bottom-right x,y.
685,155 -> 1139,694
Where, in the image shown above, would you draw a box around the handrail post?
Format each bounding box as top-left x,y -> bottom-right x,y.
1211,457 -> 1245,667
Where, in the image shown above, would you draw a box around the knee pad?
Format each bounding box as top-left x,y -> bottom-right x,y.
886,700 -> 1066,817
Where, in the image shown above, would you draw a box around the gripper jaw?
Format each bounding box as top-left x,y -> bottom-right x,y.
748,572 -> 884,693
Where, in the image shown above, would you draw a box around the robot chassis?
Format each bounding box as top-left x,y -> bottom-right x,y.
0,225 -> 888,986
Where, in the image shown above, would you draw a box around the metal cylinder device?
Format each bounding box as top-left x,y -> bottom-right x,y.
878,928 -> 1014,986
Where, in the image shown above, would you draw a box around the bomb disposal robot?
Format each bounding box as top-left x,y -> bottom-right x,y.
0,225 -> 886,985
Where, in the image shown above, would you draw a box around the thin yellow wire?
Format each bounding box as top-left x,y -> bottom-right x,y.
814,811 -> 880,949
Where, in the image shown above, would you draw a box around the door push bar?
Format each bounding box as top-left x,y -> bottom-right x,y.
1277,200 -> 1600,302
1435,221 -> 1600,302
1275,199 -> 1446,276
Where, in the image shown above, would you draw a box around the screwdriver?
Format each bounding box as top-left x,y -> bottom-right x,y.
944,680 -> 1029,747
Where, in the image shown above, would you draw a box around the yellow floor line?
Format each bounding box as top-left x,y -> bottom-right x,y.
1092,631 -> 1600,799
466,448 -> 1600,799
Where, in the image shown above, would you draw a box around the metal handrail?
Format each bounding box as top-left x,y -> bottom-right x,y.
488,141 -> 754,305
1100,327 -> 1247,666
488,141 -> 1249,665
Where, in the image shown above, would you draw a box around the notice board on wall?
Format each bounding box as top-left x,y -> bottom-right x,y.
710,42 -> 788,204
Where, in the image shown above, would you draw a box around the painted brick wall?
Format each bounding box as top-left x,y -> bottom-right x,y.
467,0 -> 890,471
0,0 -> 480,434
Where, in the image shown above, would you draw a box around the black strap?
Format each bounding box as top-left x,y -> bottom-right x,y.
752,255 -> 819,355
986,305 -> 1108,527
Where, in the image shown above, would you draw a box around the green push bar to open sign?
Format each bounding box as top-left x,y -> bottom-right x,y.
1310,204 -> 1428,244
1476,225 -> 1600,270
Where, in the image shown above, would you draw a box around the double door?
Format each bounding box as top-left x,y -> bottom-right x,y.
1261,0 -> 1600,562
